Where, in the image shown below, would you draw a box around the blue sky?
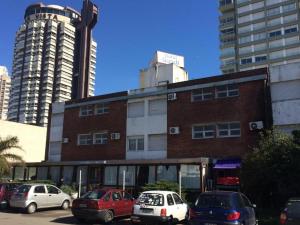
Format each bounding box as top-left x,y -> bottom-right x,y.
0,0 -> 220,95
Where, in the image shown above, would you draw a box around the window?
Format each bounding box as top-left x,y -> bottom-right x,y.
167,194 -> 175,206
253,32 -> 266,41
80,105 -> 93,116
103,193 -> 111,201
148,134 -> 167,151
192,88 -> 214,101
241,58 -> 253,65
217,122 -> 241,137
285,27 -> 298,35
239,35 -> 251,44
216,84 -> 239,97
78,134 -> 93,145
269,39 -> 283,48
269,30 -> 282,38
93,132 -> 108,144
267,7 -> 280,16
192,125 -> 215,139
104,166 -> 117,185
128,101 -> 144,118
255,55 -> 267,62
173,194 -> 183,204
112,192 -> 122,201
128,136 -> 144,151
95,103 -> 109,115
47,185 -> 59,194
34,185 -> 46,193
238,15 -> 251,24
118,166 -> 135,186
148,98 -> 167,115
270,50 -> 284,59
239,46 -> 252,55
282,3 -> 296,13
181,165 -> 201,189
157,165 -> 177,182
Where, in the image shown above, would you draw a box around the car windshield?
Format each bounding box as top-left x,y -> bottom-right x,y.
16,185 -> 31,193
195,194 -> 232,209
138,193 -> 164,206
81,190 -> 106,200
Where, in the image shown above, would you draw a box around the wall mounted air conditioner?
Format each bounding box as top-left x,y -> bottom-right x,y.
111,133 -> 121,140
169,127 -> 180,134
167,93 -> 177,101
249,121 -> 263,131
63,138 -> 69,143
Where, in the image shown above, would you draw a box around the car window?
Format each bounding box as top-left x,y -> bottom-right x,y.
241,194 -> 252,207
287,200 -> 300,216
122,192 -> 132,200
195,194 -> 232,209
82,190 -> 106,200
103,193 -> 111,201
172,194 -> 183,204
34,186 -> 46,194
47,185 -> 59,194
112,192 -> 122,201
8,184 -> 19,191
167,194 -> 174,206
17,185 -> 31,193
138,193 -> 164,206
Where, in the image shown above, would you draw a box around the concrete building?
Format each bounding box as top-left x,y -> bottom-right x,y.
18,67 -> 271,193
8,1 -> 98,126
219,0 -> 300,74
0,120 -> 47,180
0,66 -> 11,120
270,62 -> 300,133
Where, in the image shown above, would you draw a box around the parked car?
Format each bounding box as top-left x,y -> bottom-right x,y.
131,190 -> 188,224
71,188 -> 135,223
10,183 -> 71,213
0,183 -> 21,209
189,191 -> 256,225
280,198 -> 300,225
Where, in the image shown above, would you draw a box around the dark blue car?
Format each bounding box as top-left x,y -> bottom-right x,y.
189,191 -> 256,225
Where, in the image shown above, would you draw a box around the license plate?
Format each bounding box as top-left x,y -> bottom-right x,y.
141,208 -> 153,213
204,223 -> 217,225
79,204 -> 87,208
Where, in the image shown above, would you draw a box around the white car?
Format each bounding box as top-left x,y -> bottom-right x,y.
131,190 -> 188,224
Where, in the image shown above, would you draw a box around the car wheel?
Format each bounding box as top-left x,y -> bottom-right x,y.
104,210 -> 114,223
61,200 -> 70,210
75,217 -> 85,223
27,203 -> 37,214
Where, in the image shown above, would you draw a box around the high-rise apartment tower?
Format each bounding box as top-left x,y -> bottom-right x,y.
0,66 -> 11,120
219,0 -> 300,74
8,0 -> 98,126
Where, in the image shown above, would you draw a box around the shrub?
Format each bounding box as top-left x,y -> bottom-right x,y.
60,184 -> 77,196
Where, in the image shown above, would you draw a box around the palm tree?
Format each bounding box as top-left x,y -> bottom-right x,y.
0,136 -> 24,177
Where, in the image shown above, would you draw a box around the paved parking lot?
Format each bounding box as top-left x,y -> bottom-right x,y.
0,209 -> 132,225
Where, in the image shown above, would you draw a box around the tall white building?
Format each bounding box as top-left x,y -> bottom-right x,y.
219,0 -> 300,74
0,66 -> 11,120
8,2 -> 97,126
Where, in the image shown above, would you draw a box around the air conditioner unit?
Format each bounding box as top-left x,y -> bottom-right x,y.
169,127 -> 180,134
63,138 -> 69,143
249,121 -> 264,131
111,133 -> 121,140
168,93 -> 177,101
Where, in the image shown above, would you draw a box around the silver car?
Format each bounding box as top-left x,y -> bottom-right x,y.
10,183 -> 71,214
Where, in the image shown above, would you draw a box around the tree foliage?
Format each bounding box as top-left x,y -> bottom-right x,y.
0,136 -> 24,177
241,129 -> 300,208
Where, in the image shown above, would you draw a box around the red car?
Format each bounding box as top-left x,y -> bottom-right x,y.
0,183 -> 21,209
72,188 -> 135,223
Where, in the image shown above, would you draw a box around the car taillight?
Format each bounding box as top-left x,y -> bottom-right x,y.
227,211 -> 240,221
160,208 -> 167,217
280,212 -> 287,225
89,201 -> 101,209
189,208 -> 197,219
23,192 -> 28,200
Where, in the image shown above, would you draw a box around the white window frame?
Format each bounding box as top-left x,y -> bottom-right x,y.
93,132 -> 108,145
217,122 -> 241,138
95,103 -> 109,115
216,84 -> 239,98
77,134 -> 93,145
191,88 -> 214,102
127,136 -> 144,151
192,124 -> 216,139
79,105 -> 94,117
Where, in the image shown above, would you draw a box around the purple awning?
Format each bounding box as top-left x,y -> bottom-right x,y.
214,159 -> 241,169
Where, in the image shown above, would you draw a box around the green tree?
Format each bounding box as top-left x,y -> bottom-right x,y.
241,129 -> 300,208
0,136 -> 24,178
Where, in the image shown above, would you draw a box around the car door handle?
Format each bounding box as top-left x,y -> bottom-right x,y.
34,195 -> 37,197
49,194 -> 52,196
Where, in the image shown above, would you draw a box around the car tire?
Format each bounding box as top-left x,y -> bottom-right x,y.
75,217 -> 85,223
61,200 -> 70,210
27,203 -> 37,214
103,210 -> 114,223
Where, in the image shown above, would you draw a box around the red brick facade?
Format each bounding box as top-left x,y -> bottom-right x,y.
61,92 -> 128,161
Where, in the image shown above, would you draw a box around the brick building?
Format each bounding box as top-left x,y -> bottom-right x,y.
14,67 -> 271,194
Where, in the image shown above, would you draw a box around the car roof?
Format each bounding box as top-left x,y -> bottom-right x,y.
20,183 -> 54,186
200,191 -> 239,196
141,190 -> 178,195
288,197 -> 300,202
